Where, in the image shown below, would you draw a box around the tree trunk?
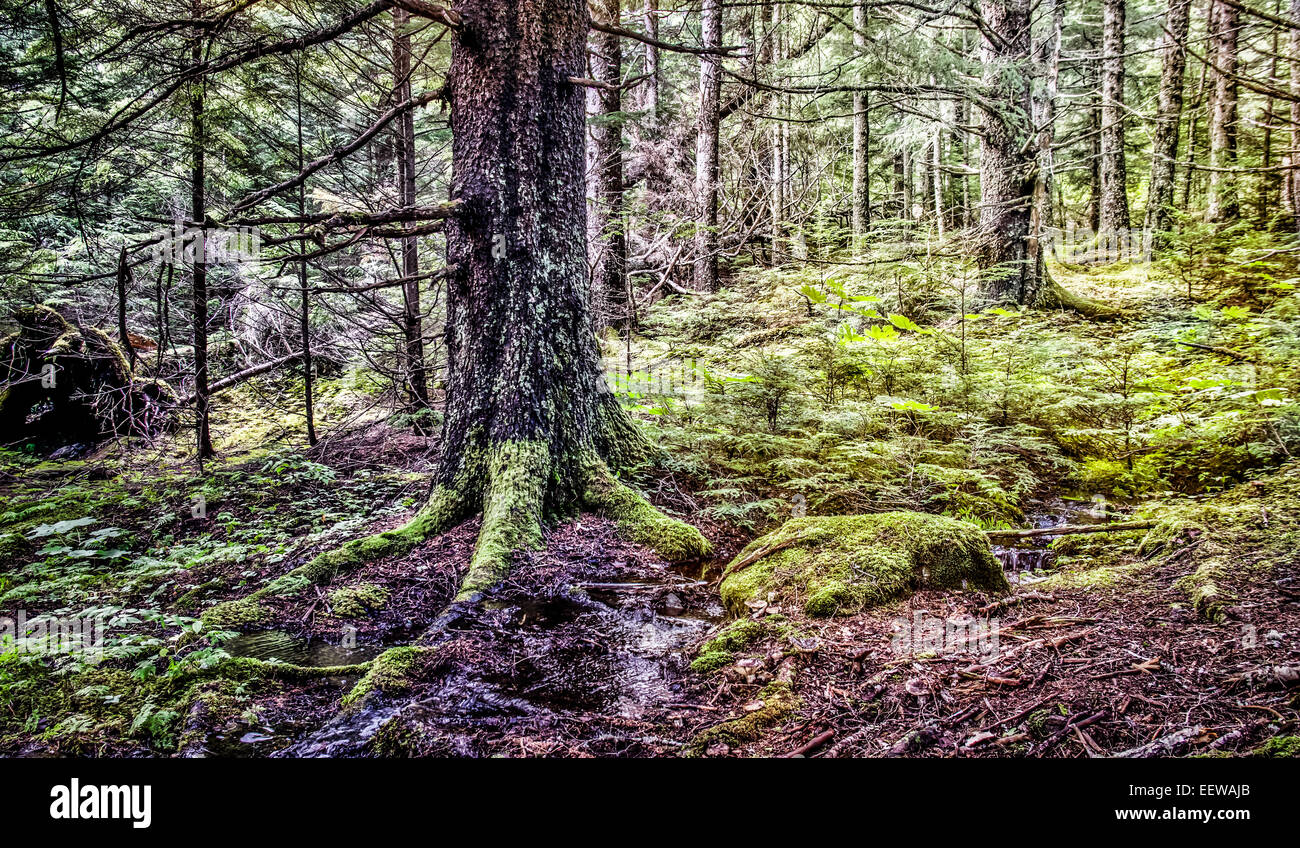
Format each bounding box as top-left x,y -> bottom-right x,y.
640,0 -> 659,127
694,0 -> 723,291
1099,0 -> 1130,232
295,0 -> 709,605
190,5 -> 214,459
116,247 -> 136,373
1289,0 -> 1300,232
977,0 -> 1110,314
393,8 -> 431,431
1207,0 -> 1239,223
1033,0 -> 1063,233
976,0 -> 1041,304
1144,0 -> 1191,244
851,0 -> 869,249
295,60 -> 317,447
589,0 -> 628,334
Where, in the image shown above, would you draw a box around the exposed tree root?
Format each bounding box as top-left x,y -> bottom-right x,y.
1037,275 -> 1120,318
204,440 -> 710,627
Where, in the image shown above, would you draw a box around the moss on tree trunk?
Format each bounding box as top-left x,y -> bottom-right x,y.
206,0 -> 708,629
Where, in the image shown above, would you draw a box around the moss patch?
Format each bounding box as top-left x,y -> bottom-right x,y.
341,646 -> 440,711
328,583 -> 390,618
719,512 -> 1008,617
582,458 -> 712,563
690,681 -> 799,752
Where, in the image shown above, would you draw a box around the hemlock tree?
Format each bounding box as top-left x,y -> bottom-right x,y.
975,0 -> 1112,315
1099,0 -> 1130,233
588,0 -> 628,334
283,0 -> 710,605
1144,0 -> 1191,244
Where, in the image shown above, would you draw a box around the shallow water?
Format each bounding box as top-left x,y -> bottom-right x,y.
991,496 -> 1122,577
225,630 -> 388,667
274,571 -> 723,757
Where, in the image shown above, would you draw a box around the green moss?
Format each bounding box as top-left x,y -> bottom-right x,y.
582,457 -> 712,562
456,441 -> 550,601
1039,561 -> 1140,591
719,512 -> 1008,617
329,583 -> 391,618
341,646 -> 438,711
689,650 -> 735,674
690,681 -> 799,753
200,597 -> 270,629
1252,736 -> 1300,758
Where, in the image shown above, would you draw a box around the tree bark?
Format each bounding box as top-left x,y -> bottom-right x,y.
190,3 -> 214,459
1099,0 -> 1131,232
589,0 -> 628,334
1289,0 -> 1300,232
289,0 -> 710,605
640,0 -> 660,125
694,0 -> 723,291
1144,0 -> 1191,244
393,7 -> 431,431
1033,0 -> 1063,234
1207,0 -> 1240,223
851,0 -> 869,249
295,59 -> 317,446
977,0 -> 1111,315
976,0 -> 1041,304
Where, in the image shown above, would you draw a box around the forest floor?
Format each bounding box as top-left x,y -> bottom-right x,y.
2,257 -> 1299,757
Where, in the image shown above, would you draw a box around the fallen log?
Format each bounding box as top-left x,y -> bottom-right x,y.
984,520 -> 1156,540
178,351 -> 303,405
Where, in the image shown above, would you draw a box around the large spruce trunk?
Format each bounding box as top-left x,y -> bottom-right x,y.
975,0 -> 1111,315
975,0 -> 1041,304
290,0 -> 709,603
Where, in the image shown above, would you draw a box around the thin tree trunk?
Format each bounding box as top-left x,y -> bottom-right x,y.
190,3 -> 213,459
590,0 -> 627,334
393,8 -> 430,431
694,0 -> 722,291
770,2 -> 784,262
641,0 -> 659,127
1289,0 -> 1300,231
1099,0 -> 1131,232
295,60 -> 317,446
1034,0 -> 1064,233
1144,0 -> 1191,244
116,246 -> 136,373
851,0 -> 869,249
1207,0 -> 1240,222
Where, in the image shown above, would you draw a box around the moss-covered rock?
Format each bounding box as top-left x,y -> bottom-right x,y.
719,512 -> 1009,617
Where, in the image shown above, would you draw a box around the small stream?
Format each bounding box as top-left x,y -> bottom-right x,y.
991,495 -> 1122,583
224,568 -> 723,757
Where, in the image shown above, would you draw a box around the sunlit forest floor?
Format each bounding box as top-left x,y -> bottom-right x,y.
3,255 -> 1300,757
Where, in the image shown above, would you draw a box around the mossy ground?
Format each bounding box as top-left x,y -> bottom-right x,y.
719,512 -> 1009,617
